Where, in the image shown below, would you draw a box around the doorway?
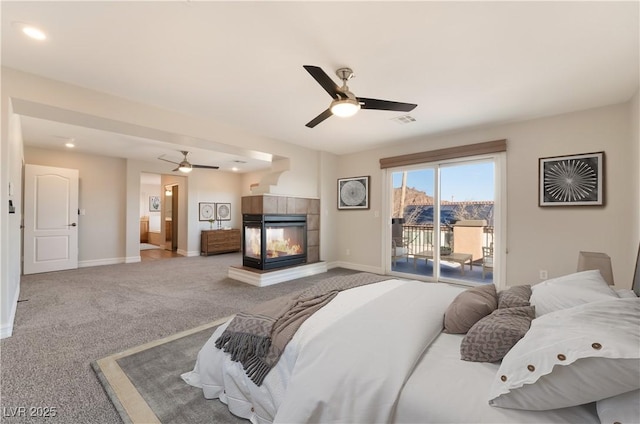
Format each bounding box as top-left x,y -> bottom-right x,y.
164,184 -> 178,251
139,173 -> 182,261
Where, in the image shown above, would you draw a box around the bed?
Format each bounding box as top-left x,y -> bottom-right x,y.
182,252 -> 640,424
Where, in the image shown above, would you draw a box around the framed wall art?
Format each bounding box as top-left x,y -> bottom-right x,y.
199,202 -> 215,221
216,203 -> 231,221
338,176 -> 370,210
149,196 -> 161,212
539,151 -> 604,207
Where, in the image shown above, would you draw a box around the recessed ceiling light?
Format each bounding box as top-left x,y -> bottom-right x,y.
65,142 -> 75,148
231,167 -> 239,172
13,22 -> 47,41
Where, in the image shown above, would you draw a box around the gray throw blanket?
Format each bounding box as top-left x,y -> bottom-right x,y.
215,272 -> 388,386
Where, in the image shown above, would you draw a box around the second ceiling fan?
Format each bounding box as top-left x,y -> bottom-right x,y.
303,65 -> 418,128
158,150 -> 219,173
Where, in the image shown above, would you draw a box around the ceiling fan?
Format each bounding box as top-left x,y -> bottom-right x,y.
303,65 -> 418,128
157,150 -> 219,173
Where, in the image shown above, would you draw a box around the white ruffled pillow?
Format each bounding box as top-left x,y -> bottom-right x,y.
596,390 -> 640,424
530,270 -> 619,317
488,298 -> 640,411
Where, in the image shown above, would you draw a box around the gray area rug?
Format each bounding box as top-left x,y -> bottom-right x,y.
92,320 -> 246,424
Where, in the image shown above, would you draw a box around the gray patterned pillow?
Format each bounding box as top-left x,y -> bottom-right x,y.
498,285 -> 531,309
460,306 -> 535,363
444,284 -> 498,334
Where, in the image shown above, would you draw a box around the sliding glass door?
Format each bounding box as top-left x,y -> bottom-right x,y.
390,156 -> 500,286
392,168 -> 436,279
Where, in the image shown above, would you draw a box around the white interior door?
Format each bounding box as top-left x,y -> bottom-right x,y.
24,164 -> 79,274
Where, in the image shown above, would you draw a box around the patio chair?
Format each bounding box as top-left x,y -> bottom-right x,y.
392,237 -> 409,266
482,245 -> 494,279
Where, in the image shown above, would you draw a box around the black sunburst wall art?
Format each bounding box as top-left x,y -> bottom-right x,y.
539,152 -> 604,206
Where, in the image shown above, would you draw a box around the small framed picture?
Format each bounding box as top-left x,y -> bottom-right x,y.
199,202 -> 215,221
338,176 -> 370,210
149,196 -> 161,212
539,151 -> 604,206
216,203 -> 231,221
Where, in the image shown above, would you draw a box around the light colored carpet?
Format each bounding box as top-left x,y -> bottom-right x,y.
0,253 -> 359,423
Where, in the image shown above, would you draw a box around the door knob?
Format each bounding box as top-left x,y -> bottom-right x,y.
67,223 -> 77,227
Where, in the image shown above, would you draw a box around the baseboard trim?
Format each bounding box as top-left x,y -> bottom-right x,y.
125,256 -> 141,264
79,257 -> 126,268
0,286 -> 20,339
329,261 -> 384,275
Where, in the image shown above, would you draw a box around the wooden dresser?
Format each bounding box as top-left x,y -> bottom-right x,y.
201,229 -> 241,255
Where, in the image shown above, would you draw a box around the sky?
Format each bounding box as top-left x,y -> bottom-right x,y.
392,162 -> 494,202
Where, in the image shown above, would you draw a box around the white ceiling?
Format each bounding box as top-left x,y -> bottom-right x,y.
2,1 -> 638,171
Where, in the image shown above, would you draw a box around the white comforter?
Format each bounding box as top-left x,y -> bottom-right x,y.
183,279 -> 600,423
182,279 -> 464,423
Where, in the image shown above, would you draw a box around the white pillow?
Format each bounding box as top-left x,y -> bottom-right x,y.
530,270 -> 619,317
488,298 -> 640,411
596,390 -> 640,424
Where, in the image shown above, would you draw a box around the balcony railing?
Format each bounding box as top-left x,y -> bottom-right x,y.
399,224 -> 494,259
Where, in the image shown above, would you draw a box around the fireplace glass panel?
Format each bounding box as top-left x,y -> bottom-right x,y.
244,226 -> 261,260
266,225 -> 305,258
242,214 -> 307,270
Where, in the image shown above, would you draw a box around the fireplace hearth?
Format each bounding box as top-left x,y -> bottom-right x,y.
243,214 -> 307,270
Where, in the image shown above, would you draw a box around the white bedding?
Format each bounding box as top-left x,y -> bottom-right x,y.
182,279 -> 600,423
395,332 -> 599,423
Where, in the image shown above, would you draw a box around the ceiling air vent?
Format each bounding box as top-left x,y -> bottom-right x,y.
391,115 -> 416,124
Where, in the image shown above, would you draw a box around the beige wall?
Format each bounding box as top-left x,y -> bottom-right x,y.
185,169 -> 243,254
630,90 -> 639,255
0,100 -> 24,338
25,147 -> 127,266
318,151 -> 340,264
337,101 -> 638,288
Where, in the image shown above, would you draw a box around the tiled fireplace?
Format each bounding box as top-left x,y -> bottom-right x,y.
229,195 -> 323,286
243,214 -> 307,270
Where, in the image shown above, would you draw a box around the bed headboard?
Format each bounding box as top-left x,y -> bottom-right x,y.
633,243 -> 640,297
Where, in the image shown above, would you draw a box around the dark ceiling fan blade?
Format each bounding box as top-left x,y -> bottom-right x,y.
158,156 -> 180,165
305,108 -> 333,128
303,65 -> 346,99
192,164 -> 220,170
357,97 -> 417,112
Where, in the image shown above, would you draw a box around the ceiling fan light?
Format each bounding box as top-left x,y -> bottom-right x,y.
178,161 -> 193,173
330,98 -> 360,118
